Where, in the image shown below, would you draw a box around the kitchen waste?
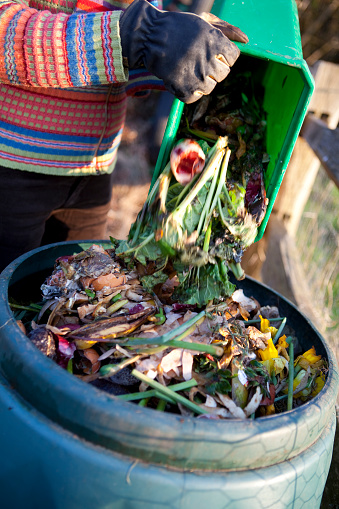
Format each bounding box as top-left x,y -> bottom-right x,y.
117,72 -> 269,307
11,243 -> 327,419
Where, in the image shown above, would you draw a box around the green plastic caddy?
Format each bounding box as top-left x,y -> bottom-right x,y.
152,0 -> 315,240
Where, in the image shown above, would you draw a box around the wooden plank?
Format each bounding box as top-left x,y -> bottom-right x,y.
273,136 -> 321,236
308,61 -> 339,129
269,61 -> 339,235
301,114 -> 339,187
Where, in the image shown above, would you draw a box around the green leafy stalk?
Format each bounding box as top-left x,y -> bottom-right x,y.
118,379 -> 197,402
130,336 -> 222,356
67,359 -> 73,374
217,197 -> 228,226
228,261 -> 245,280
130,162 -> 171,245
9,303 -> 42,312
99,354 -> 141,378
156,399 -> 167,411
273,317 -> 287,344
131,369 -> 209,415
274,393 -> 288,402
138,398 -> 150,407
170,138 -> 226,227
222,183 -> 237,215
196,151 -> 224,235
171,173 -> 200,210
286,337 -> 294,411
166,338 -> 223,357
120,232 -> 155,256
202,147 -> 231,233
106,299 -> 129,315
203,222 -> 212,252
153,307 -> 166,325
245,317 -> 286,325
124,309 -> 206,346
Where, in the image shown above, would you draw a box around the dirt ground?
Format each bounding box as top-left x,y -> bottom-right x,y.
107,93 -> 160,241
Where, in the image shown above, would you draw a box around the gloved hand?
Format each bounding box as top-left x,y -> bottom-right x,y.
119,0 -> 248,104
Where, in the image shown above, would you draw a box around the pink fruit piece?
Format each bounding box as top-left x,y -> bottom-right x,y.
170,139 -> 205,185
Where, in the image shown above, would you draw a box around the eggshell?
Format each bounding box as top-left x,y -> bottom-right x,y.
91,273 -> 126,291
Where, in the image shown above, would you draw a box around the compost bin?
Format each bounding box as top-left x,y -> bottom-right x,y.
0,1 -> 334,508
0,240 -> 338,509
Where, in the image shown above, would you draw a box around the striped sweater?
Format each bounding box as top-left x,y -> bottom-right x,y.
0,0 -> 163,175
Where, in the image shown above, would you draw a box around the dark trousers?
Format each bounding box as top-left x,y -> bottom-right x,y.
0,166 -> 115,273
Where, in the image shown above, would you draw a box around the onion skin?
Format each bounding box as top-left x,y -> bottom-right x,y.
170,139 -> 205,185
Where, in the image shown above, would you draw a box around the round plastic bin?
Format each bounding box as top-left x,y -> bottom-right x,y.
0,241 -> 338,509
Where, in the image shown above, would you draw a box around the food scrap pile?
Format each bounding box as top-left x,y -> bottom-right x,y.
13,243 -> 327,419
12,73 -> 328,418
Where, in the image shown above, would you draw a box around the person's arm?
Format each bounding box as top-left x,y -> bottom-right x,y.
0,0 -> 128,88
0,0 -> 247,101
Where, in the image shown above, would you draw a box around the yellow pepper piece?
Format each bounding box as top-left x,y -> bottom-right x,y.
265,326 -> 278,338
259,315 -> 278,338
277,335 -> 289,349
259,315 -> 270,333
266,404 -> 275,415
259,404 -> 275,416
276,335 -> 290,361
258,338 -> 279,361
311,373 -> 326,397
302,346 -> 322,365
75,339 -> 98,350
294,346 -> 323,371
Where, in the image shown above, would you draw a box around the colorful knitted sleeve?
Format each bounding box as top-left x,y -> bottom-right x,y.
0,0 -> 128,87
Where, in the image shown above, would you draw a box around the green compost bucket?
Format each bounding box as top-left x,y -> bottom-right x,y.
152,0 -> 315,241
0,240 -> 338,509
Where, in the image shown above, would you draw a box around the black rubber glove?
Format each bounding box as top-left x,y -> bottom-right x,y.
119,0 -> 248,104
